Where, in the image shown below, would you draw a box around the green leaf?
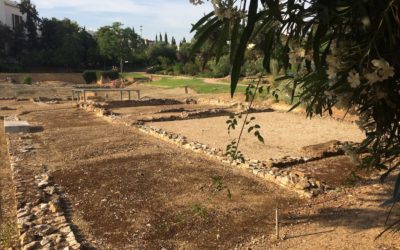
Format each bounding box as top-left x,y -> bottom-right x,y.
230,18 -> 241,63
231,0 -> 259,97
190,11 -> 215,33
215,22 -> 229,63
191,18 -> 222,56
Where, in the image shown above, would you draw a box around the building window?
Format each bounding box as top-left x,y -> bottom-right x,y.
12,14 -> 23,29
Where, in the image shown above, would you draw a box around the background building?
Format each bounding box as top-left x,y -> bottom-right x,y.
0,0 -> 25,29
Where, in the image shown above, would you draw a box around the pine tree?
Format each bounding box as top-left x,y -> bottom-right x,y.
164,32 -> 169,44
159,33 -> 163,43
155,35 -> 158,43
171,36 -> 176,46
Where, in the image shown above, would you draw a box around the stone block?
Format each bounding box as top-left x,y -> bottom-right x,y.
4,120 -> 31,134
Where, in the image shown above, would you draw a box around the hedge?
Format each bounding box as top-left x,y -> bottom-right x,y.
96,70 -> 119,81
82,70 -> 97,84
82,70 -> 120,84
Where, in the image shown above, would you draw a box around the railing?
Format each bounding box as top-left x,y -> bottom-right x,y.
72,88 -> 141,103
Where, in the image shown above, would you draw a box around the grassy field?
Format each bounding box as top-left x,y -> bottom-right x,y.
121,72 -> 149,79
150,77 -> 247,94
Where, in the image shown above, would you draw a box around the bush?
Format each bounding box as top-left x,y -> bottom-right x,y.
82,70 -> 97,84
183,62 -> 199,76
82,70 -> 119,84
208,55 -> 231,78
21,76 -> 32,85
146,66 -> 162,74
96,70 -> 119,81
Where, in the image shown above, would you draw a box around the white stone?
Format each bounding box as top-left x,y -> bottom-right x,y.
4,120 -> 31,134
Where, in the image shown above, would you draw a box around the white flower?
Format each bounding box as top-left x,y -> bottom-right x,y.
288,52 -> 298,66
365,71 -> 380,85
327,66 -> 337,80
247,43 -> 255,50
347,70 -> 361,88
295,48 -> 305,58
326,55 -> 339,67
372,58 -> 395,81
372,59 -> 388,69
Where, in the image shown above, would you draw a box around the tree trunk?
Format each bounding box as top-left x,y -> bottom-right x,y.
120,58 -> 123,74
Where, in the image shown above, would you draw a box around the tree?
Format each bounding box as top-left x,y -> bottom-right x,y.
18,0 -> 40,49
147,43 -> 177,66
155,35 -> 158,44
0,24 -> 12,58
192,0 -> 400,231
171,36 -> 176,47
79,28 -> 100,67
97,22 -> 141,72
159,33 -> 163,43
164,32 -> 169,44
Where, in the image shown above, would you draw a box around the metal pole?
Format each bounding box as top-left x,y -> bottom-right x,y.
83,90 -> 87,103
120,91 -> 123,101
128,91 -> 131,101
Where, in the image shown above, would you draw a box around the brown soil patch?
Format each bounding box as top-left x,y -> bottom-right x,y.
0,118 -> 18,249
16,105 -> 302,249
1,100 -> 399,249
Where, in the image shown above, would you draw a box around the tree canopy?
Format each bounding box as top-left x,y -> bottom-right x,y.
191,0 -> 400,230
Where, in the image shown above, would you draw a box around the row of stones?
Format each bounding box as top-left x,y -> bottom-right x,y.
136,109 -> 232,124
7,135 -> 81,250
136,125 -> 327,198
80,103 -> 328,198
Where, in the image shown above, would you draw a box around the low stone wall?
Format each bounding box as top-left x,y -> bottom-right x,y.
6,133 -> 81,249
79,102 -> 337,199
137,109 -> 233,124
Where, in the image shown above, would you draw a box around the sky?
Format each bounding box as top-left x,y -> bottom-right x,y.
31,0 -> 213,42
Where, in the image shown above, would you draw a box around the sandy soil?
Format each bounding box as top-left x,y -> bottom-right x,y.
0,100 -> 399,249
150,111 -> 365,160
9,104 -> 302,249
0,118 -> 18,249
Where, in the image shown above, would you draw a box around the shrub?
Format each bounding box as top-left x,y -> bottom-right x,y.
82,70 -> 97,84
21,76 -> 32,85
208,55 -> 231,78
96,70 -> 119,81
82,70 -> 119,84
183,62 -> 199,76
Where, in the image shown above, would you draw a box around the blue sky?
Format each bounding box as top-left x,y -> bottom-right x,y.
32,0 -> 213,42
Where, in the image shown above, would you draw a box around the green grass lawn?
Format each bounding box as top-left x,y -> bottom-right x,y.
121,72 -> 148,79
149,77 -> 247,94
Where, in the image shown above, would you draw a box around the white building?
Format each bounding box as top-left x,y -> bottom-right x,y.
0,0 -> 25,29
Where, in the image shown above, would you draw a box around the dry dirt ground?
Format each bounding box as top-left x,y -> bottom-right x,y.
2,102 -> 304,249
0,118 -> 18,249
150,112 -> 365,160
0,85 -> 400,249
